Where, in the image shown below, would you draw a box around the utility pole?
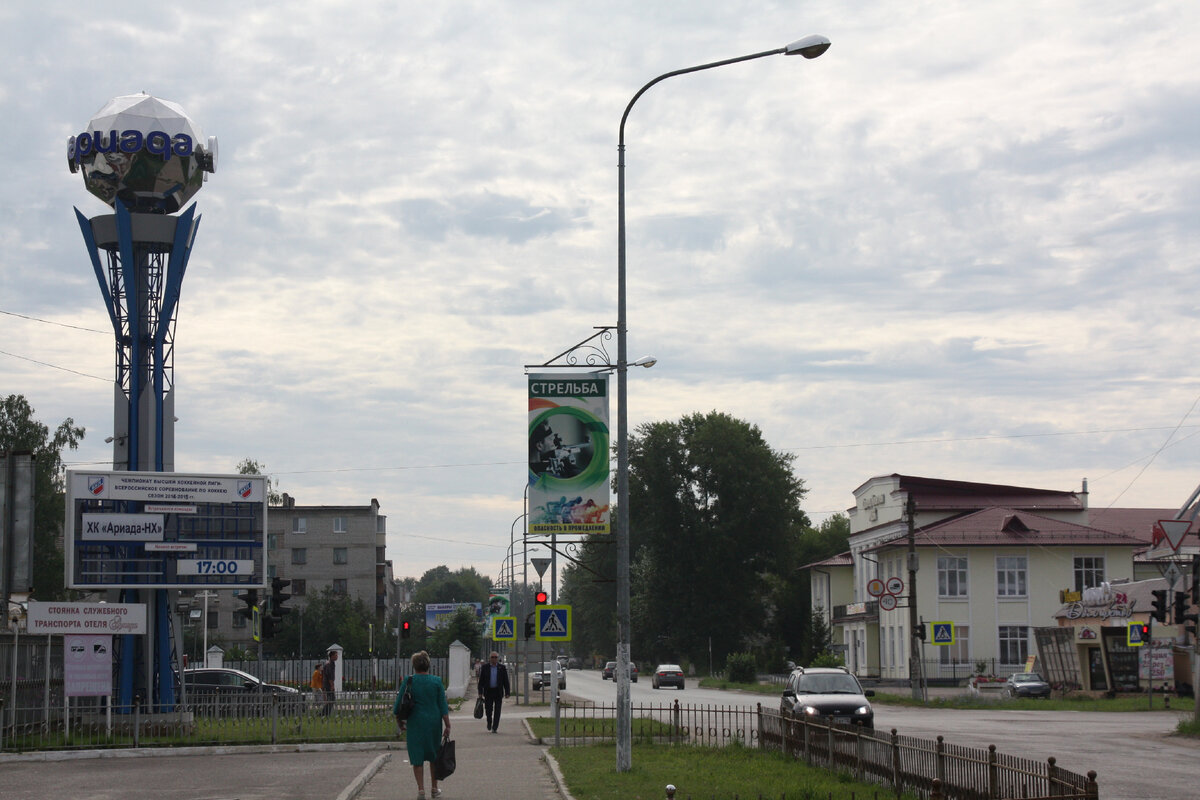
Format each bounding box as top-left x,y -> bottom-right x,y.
906,496 -> 925,701
197,590 -> 217,666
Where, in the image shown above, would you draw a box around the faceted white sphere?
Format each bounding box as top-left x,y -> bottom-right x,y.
68,93 -> 217,213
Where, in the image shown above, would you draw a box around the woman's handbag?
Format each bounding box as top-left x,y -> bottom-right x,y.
395,677 -> 415,721
433,733 -> 456,780
473,696 -> 484,719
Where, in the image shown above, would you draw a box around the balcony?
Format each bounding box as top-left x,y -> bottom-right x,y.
832,600 -> 878,623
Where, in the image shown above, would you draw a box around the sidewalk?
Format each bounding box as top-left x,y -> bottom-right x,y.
353,685 -> 567,800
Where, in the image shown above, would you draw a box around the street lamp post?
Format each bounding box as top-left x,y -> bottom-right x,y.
613,34 -> 830,772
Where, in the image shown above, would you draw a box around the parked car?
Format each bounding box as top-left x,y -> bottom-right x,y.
1005,671 -> 1051,698
652,664 -> 685,690
179,667 -> 305,715
601,660 -> 637,681
556,655 -> 569,670
530,661 -> 566,691
780,666 -> 873,730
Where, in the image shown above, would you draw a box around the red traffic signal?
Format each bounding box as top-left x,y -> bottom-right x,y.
401,620 -> 412,639
535,590 -> 549,605
1138,623 -> 1151,641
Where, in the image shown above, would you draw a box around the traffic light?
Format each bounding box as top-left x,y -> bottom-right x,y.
270,577 -> 291,617
401,620 -> 412,639
261,614 -> 278,639
524,612 -> 535,639
1191,555 -> 1200,605
236,589 -> 259,622
915,623 -> 926,641
1150,589 -> 1169,624
1174,590 -> 1198,637
1138,622 -> 1151,642
535,590 -> 549,605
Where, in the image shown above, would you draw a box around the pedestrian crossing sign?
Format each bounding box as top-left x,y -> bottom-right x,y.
931,621 -> 955,645
535,605 -> 571,641
492,616 -> 516,641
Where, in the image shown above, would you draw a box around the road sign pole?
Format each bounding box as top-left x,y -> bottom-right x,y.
906,497 -> 924,701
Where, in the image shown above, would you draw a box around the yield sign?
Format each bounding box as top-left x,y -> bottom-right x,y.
1152,519 -> 1192,552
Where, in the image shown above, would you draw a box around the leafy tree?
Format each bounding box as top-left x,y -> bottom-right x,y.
235,457 -> 282,505
778,513 -> 851,666
558,535 -> 618,662
0,394 -> 85,600
626,411 -> 809,670
269,586 -> 384,658
413,566 -> 491,606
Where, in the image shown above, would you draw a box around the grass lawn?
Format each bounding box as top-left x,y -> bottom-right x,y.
528,716 -> 675,739
871,690 -> 1183,712
549,740 -> 920,800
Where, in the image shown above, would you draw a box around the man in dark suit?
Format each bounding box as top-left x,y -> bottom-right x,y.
476,651 -> 511,733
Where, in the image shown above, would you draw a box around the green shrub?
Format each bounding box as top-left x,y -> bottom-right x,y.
725,652 -> 757,683
808,651 -> 845,668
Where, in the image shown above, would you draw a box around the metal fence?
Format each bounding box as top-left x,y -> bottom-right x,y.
759,707 -> 1099,800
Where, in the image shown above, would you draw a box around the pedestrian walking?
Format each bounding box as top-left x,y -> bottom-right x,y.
321,650 -> 338,716
310,661 -> 324,708
476,650 -> 510,733
395,650 -> 450,800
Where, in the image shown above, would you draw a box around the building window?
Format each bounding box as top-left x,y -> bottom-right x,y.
268,534 -> 278,550
998,625 -> 1029,665
293,517 -> 307,534
333,548 -> 348,565
939,625 -> 969,665
1073,556 -> 1105,591
232,611 -> 246,629
996,556 -> 1027,597
292,548 -> 307,565
937,557 -> 968,598
207,611 -> 219,630
376,516 -> 386,533
332,579 -> 347,595
334,516 -> 347,533
291,579 -> 306,596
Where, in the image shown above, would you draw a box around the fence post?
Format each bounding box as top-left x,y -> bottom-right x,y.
935,735 -> 946,788
826,717 -> 834,771
890,728 -> 901,796
271,693 -> 279,744
855,726 -> 863,781
802,714 -> 810,763
673,699 -> 681,745
133,696 -> 141,748
931,778 -> 944,800
1046,755 -> 1058,798
1085,770 -> 1099,799
988,744 -> 999,799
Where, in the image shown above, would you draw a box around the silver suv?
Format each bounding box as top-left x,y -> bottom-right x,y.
780,666 -> 874,729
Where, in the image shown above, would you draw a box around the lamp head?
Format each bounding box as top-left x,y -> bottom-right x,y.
784,34 -> 831,59
633,356 -> 658,369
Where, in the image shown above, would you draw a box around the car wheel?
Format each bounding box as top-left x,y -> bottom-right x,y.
678,683 -> 684,690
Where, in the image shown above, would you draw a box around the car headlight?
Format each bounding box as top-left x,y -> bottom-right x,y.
802,706 -> 820,716
854,705 -> 871,716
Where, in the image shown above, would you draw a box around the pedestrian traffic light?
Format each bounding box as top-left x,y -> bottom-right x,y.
270,577 -> 291,616
524,612 -> 535,639
261,614 -> 278,639
535,590 -> 548,605
237,589 -> 259,622
401,620 -> 412,639
1150,589 -> 1168,624
915,623 -> 926,641
1138,622 -> 1151,642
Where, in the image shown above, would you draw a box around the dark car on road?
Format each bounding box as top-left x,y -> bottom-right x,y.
602,660 -> 638,681
180,667 -> 305,715
780,666 -> 874,729
1005,671 -> 1051,698
651,664 -> 685,690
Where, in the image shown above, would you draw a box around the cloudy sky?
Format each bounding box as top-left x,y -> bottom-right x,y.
3,1 -> 1199,585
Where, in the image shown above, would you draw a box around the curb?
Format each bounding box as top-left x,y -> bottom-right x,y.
543,748 -> 577,800
336,752 -> 391,800
0,740 -> 403,764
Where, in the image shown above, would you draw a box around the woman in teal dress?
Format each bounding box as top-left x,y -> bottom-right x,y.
395,650 -> 450,800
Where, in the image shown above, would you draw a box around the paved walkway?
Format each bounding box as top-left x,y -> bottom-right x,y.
354,686 -> 567,800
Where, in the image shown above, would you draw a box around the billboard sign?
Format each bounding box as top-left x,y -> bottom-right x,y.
65,470 -> 266,590
528,373 -> 610,535
64,635 -> 114,697
425,602 -> 483,631
28,601 -> 147,635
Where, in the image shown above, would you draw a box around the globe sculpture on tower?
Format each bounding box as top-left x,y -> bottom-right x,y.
68,93 -> 217,213
69,93 -> 217,713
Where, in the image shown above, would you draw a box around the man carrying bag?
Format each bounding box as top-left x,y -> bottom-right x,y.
476,651 -> 510,733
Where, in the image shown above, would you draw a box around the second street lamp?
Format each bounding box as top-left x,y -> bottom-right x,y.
613,33 -> 830,772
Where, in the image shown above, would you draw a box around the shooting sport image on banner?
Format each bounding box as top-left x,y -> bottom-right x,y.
528,373 -> 610,535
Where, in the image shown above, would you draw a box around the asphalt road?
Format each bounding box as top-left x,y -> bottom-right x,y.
559,668 -> 1200,800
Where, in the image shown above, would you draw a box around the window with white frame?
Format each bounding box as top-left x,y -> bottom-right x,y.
998,625 -> 1029,665
334,516 -> 347,533
333,547 -> 348,565
996,556 -> 1027,597
939,625 -> 969,665
938,556 -> 968,598
292,517 -> 307,534
1073,556 -> 1105,591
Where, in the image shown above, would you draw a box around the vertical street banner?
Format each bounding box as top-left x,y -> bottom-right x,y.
528,373 -> 610,535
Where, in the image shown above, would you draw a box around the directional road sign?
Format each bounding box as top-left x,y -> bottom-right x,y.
535,605 -> 571,641
491,616 -> 516,641
931,621 -> 956,645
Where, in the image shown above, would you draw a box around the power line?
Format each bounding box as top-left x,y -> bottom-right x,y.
0,308 -> 107,334
0,348 -> 109,381
784,424 -> 1200,452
